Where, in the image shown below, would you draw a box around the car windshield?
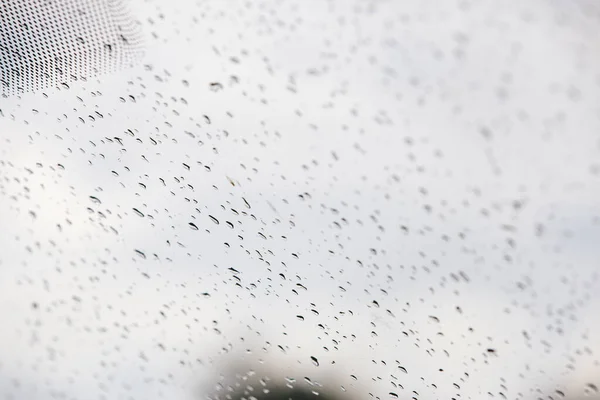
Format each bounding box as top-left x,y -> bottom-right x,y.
1,1 -> 599,399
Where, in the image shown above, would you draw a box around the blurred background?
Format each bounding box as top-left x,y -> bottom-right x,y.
1,0 -> 599,399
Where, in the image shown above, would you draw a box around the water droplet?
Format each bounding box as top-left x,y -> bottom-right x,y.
242,197 -> 251,209
89,196 -> 101,204
209,215 -> 219,224
134,249 -> 146,259
310,356 -> 319,366
209,82 -> 223,92
189,222 -> 198,230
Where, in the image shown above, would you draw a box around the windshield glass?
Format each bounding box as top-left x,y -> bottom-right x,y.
1,1 -> 599,399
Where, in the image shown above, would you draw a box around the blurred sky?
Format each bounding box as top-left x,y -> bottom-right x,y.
1,0 -> 600,399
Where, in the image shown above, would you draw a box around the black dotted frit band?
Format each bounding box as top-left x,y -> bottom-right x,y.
0,0 -> 143,96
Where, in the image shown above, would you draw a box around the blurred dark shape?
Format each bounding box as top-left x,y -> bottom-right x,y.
209,384 -> 347,400
0,0 -> 143,96
198,351 -> 356,400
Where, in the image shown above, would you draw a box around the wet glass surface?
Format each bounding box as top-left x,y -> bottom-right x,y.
1,1 -> 600,399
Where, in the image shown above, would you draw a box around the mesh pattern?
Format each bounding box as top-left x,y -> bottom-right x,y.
0,0 -> 143,96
